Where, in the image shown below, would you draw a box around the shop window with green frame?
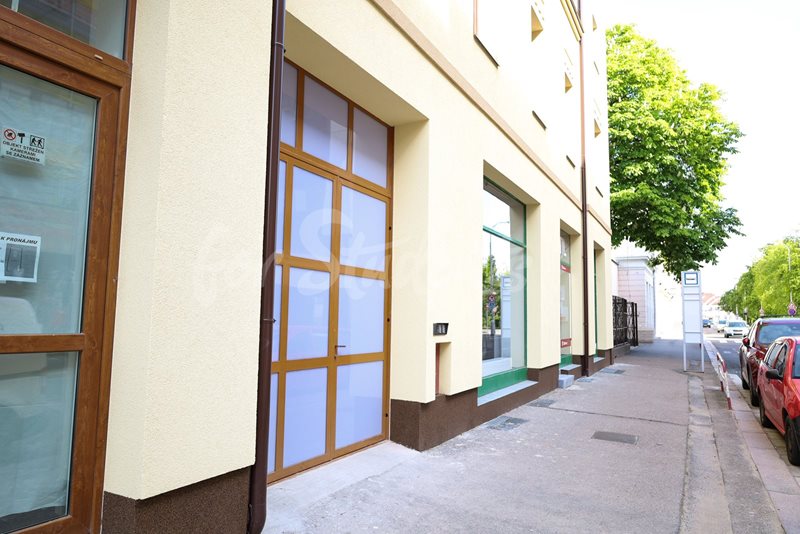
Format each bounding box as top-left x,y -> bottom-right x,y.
560,231 -> 572,367
479,181 -> 526,396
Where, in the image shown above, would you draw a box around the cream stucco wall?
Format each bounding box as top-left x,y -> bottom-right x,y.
104,0 -> 272,499
284,0 -> 612,403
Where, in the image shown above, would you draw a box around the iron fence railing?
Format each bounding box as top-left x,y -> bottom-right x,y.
613,295 -> 639,347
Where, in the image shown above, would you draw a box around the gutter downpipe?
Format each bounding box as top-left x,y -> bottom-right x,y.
578,0 -> 590,377
248,0 -> 286,532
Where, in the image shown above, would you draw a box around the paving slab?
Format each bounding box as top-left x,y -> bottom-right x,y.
264,341 -> 788,533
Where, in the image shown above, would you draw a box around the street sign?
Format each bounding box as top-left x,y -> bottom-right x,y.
681,270 -> 705,372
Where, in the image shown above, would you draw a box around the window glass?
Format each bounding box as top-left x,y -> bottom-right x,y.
793,345 -> 800,379
765,343 -> 781,367
271,265 -> 282,362
267,373 -> 277,474
302,77 -> 347,169
289,167 -> 332,262
560,231 -> 572,366
0,351 -> 78,530
3,0 -> 128,58
283,368 -> 327,467
0,64 -> 96,335
335,361 -> 383,449
482,184 -> 525,378
337,275 -> 384,356
775,346 -> 788,375
276,161 -> 286,254
352,109 -> 388,188
339,187 -> 386,271
280,64 -> 297,147
286,268 -> 330,360
482,183 -> 524,242
758,323 -> 800,345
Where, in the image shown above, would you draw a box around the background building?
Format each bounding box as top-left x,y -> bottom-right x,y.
0,0 -> 613,532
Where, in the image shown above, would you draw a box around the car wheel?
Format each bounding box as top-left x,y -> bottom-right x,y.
759,399 -> 773,428
786,417 -> 800,466
750,383 -> 759,406
741,362 -> 750,390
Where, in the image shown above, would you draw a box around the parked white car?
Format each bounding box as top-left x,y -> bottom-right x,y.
724,320 -> 748,338
715,319 -> 728,332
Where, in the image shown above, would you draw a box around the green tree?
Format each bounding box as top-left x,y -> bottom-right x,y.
720,238 -> 799,318
606,25 -> 743,279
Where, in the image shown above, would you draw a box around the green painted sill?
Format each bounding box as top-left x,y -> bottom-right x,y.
478,367 -> 528,397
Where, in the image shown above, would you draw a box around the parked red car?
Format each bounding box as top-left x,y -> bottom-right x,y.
754,336 -> 800,465
739,317 -> 800,406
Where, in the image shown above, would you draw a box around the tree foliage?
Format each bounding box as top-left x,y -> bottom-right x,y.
720,237 -> 800,318
606,25 -> 743,279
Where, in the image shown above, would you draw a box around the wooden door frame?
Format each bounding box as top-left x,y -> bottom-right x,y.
0,4 -> 135,532
267,62 -> 394,483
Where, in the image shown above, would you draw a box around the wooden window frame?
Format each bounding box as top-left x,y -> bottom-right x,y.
0,3 -> 135,533
268,61 -> 394,483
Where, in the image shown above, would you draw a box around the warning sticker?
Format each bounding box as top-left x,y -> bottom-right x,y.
1,127 -> 46,166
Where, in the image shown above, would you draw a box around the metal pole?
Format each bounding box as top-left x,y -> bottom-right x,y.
790,244 -> 793,304
682,341 -> 687,372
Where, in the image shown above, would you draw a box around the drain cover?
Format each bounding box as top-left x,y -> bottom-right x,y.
576,377 -> 595,383
601,368 -> 625,375
591,431 -> 638,445
487,416 -> 528,430
528,398 -> 556,408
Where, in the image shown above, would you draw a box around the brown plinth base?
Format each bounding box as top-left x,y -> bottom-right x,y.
574,350 -> 613,376
390,365 -> 559,451
561,361 -> 583,378
102,467 -> 250,534
612,342 -> 631,358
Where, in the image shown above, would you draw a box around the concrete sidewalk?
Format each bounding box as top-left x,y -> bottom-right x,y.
266,340 -> 788,533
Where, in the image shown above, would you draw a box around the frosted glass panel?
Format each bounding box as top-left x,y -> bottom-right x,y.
0,352 -> 78,530
290,167 -> 332,262
335,361 -> 383,449
340,187 -> 386,272
0,65 -> 96,334
283,368 -> 327,467
268,373 -> 278,474
280,64 -> 297,146
275,161 -> 286,254
338,275 -> 384,355
271,265 -> 282,362
352,109 -> 388,187
287,268 -> 330,360
302,77 -> 347,169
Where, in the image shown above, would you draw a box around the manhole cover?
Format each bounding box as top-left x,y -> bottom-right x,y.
591,431 -> 638,445
487,416 -> 528,430
528,398 -> 556,408
601,368 -> 625,375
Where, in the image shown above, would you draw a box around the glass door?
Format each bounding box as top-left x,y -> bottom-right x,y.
267,63 -> 392,482
0,45 -> 122,532
267,157 -> 390,481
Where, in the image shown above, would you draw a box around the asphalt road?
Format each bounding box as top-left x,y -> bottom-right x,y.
705,328 -> 743,376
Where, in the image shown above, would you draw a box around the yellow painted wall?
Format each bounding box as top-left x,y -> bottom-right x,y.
285,0 -> 612,403
104,0 -> 272,499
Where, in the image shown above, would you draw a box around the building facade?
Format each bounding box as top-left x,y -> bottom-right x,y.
0,0 -> 613,532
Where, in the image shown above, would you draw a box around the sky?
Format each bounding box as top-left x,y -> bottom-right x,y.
598,0 -> 800,296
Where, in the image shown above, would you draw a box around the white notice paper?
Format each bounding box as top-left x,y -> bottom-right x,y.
0,231 -> 41,283
1,126 -> 46,166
